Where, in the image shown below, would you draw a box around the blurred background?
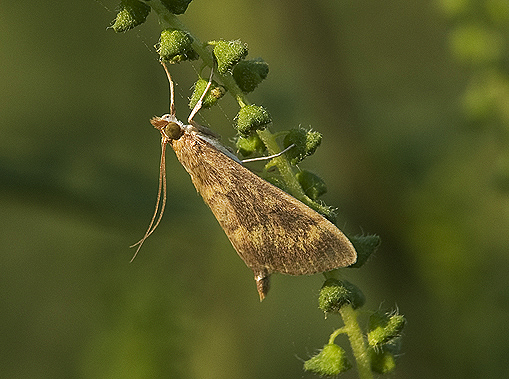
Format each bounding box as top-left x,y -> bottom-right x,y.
1,1 -> 508,378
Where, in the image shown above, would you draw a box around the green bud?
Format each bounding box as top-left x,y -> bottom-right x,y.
212,40 -> 248,74
188,78 -> 226,109
368,311 -> 406,347
236,134 -> 266,157
369,347 -> 397,374
348,234 -> 380,268
233,58 -> 269,93
304,343 -> 351,376
111,0 -> 150,33
160,0 -> 193,15
283,128 -> 322,165
235,105 -> 271,136
157,28 -> 197,63
319,279 -> 365,313
296,170 -> 327,200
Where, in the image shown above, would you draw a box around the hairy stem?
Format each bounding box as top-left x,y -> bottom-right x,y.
257,128 -> 334,218
328,327 -> 346,344
339,305 -> 373,379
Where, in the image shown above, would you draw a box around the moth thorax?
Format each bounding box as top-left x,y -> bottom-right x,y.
165,121 -> 183,140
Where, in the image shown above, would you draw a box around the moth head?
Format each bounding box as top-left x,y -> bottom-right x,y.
132,113 -> 180,262
150,114 -> 184,140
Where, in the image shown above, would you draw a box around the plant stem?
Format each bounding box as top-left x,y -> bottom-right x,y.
145,0 -> 334,219
339,305 -> 373,379
256,129 -> 333,217
328,327 -> 346,344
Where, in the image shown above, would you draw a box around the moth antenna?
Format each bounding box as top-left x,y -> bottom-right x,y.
160,60 -> 176,116
241,144 -> 296,163
130,138 -> 168,261
188,65 -> 215,123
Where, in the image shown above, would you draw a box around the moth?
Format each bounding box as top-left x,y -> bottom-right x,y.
133,61 -> 357,300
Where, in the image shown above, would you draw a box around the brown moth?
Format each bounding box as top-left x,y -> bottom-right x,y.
133,61 -> 357,300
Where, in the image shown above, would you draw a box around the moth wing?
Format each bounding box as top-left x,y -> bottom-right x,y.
172,133 -> 357,278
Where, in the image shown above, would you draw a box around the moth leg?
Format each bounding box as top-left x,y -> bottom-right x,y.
188,66 -> 215,123
160,60 -> 176,117
241,144 -> 295,163
254,269 -> 271,301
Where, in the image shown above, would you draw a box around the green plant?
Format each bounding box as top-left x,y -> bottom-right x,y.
109,1 -> 404,376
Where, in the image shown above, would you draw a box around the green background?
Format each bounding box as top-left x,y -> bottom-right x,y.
1,1 -> 508,378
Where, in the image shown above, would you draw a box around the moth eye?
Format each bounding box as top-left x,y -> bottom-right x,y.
161,114 -> 172,121
165,121 -> 183,139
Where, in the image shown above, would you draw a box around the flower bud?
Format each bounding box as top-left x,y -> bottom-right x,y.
319,279 -> 365,313
111,0 -> 150,33
368,311 -> 406,347
348,234 -> 380,268
212,40 -> 248,74
233,58 -> 269,93
283,128 -> 322,165
188,78 -> 226,109
236,134 -> 266,157
235,105 -> 271,136
296,170 -> 327,200
157,28 -> 197,63
369,347 -> 397,374
304,343 -> 351,376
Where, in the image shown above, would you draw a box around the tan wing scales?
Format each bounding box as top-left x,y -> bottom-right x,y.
171,132 -> 357,289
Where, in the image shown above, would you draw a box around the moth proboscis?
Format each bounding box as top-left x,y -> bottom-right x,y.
132,60 -> 357,300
